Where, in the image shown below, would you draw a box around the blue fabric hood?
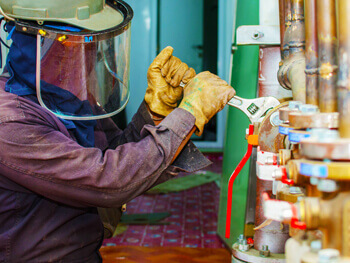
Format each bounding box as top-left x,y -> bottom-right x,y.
4,23 -> 96,147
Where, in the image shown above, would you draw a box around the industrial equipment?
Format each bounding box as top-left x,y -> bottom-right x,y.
224,0 -> 350,262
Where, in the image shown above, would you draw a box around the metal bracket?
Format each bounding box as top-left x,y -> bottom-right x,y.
236,25 -> 280,45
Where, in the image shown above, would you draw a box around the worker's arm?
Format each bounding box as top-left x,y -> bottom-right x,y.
0,97 -> 200,209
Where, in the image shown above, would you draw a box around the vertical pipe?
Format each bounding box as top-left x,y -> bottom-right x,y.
254,179 -> 290,253
282,0 -> 292,60
304,0 -> 319,105
317,0 -> 337,113
338,0 -> 350,138
289,0 -> 305,55
279,0 -> 286,57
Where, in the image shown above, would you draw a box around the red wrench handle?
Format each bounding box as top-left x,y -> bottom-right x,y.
225,124 -> 254,239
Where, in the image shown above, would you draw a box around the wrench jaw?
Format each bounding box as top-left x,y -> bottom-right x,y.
228,96 -> 280,123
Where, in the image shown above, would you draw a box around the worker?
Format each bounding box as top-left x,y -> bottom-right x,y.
0,1 -> 235,262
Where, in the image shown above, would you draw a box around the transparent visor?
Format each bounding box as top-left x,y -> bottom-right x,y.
36,28 -> 131,120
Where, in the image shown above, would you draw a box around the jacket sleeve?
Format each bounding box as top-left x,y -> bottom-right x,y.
97,101 -> 154,149
0,106 -> 198,208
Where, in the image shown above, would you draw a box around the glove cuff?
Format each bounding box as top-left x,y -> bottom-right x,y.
178,100 -> 208,136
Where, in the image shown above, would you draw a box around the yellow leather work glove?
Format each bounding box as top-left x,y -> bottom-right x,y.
179,71 -> 235,136
145,46 -> 196,117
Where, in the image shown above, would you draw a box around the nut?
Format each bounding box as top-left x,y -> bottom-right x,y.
310,240 -> 322,252
317,179 -> 338,193
299,104 -> 319,114
289,186 -> 302,194
288,101 -> 302,110
318,248 -> 339,263
259,245 -> 270,257
238,239 -> 249,252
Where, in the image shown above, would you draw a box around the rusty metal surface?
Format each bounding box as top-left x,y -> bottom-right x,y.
317,0 -> 338,113
288,112 -> 339,128
287,55 -> 306,102
338,89 -> 350,138
281,0 -> 292,60
300,138 -> 350,160
232,244 -> 286,263
279,107 -> 297,121
289,0 -> 305,54
279,0 -> 286,55
304,0 -> 318,106
258,103 -> 289,153
258,46 -> 292,99
254,178 -> 290,254
338,0 -> 350,138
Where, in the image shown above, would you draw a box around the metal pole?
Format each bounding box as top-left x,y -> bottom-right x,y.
304,0 -> 318,105
317,0 -> 337,113
337,0 -> 350,138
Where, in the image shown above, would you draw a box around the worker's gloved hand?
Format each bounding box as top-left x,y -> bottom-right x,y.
179,71 -> 235,136
145,46 -> 196,117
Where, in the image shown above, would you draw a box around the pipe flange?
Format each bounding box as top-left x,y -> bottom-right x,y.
232,243 -> 286,263
289,112 -> 339,129
300,138 -> 350,161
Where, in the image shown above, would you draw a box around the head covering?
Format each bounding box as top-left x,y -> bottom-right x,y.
5,23 -> 96,147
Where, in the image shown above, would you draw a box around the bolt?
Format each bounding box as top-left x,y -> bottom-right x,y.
310,240 -> 322,253
252,30 -> 264,40
265,155 -> 277,165
289,186 -> 302,194
299,104 -> 319,114
288,101 -> 302,110
237,234 -> 245,243
317,179 -> 338,193
272,168 -> 284,180
310,177 -> 319,186
238,239 -> 250,252
259,245 -> 270,257
318,248 -> 340,263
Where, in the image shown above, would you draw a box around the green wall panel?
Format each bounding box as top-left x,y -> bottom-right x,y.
217,0 -> 259,248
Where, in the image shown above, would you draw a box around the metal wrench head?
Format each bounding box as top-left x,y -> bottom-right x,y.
227,96 -> 280,123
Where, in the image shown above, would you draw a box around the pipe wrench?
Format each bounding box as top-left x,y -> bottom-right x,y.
227,96 -> 280,123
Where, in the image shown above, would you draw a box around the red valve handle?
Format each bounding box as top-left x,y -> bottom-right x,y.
281,166 -> 295,185
225,124 -> 254,239
291,204 -> 306,230
262,192 -> 306,230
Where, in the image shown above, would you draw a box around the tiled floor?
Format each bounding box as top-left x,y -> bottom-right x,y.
103,154 -> 225,249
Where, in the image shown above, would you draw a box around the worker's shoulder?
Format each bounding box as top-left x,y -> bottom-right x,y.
0,85 -> 26,124
0,86 -> 56,127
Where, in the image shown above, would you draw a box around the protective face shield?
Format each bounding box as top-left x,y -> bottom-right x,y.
1,0 -> 133,120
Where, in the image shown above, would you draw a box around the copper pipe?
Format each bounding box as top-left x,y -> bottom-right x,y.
317,0 -> 337,113
299,192 -> 350,256
279,0 -> 286,54
289,0 -> 305,55
337,0 -> 350,138
281,0 -> 292,60
288,55 -> 306,102
304,0 -> 318,105
277,0 -> 306,102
